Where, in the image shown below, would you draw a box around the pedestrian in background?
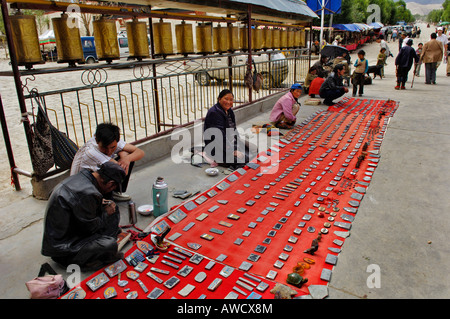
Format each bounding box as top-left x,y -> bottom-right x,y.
420,33 -> 443,85
395,39 -> 419,89
352,50 -> 368,97
415,43 -> 423,76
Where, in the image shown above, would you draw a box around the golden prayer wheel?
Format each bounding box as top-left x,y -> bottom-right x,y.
126,18 -> 150,60
299,29 -> 306,47
262,28 -> 272,50
175,21 -> 194,55
213,24 -> 228,53
227,25 -> 239,52
93,18 -> 120,63
272,29 -> 280,49
287,29 -> 295,48
293,29 -> 301,48
9,14 -> 43,69
252,27 -> 262,51
280,28 -> 288,49
239,27 -> 248,51
52,14 -> 84,66
196,24 -> 212,54
153,20 -> 173,57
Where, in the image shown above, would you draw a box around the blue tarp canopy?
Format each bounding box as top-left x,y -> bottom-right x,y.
332,24 -> 361,32
306,0 -> 342,15
369,22 -> 384,29
229,0 -> 319,18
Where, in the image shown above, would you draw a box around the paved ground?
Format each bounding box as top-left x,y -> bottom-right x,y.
0,22 -> 449,299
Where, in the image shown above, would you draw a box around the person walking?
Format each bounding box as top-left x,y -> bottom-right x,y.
415,43 -> 423,76
419,33 -> 444,85
435,27 -> 448,71
395,39 -> 419,89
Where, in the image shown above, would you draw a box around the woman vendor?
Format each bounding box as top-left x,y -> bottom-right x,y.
203,89 -> 253,169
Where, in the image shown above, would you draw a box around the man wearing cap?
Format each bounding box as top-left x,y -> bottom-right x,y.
269,83 -> 302,129
395,39 -> 419,89
42,162 -> 126,270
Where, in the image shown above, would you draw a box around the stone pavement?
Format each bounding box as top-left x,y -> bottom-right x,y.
0,22 -> 449,299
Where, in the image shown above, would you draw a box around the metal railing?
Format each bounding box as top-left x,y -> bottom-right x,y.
23,49 -> 313,150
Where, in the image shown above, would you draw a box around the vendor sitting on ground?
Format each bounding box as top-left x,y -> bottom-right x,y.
308,73 -> 326,98
304,66 -> 318,94
41,162 -> 126,270
70,122 -> 144,202
269,83 -> 302,129
319,64 -> 349,106
203,89 -> 255,170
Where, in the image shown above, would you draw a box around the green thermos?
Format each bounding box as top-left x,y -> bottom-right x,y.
152,176 -> 168,217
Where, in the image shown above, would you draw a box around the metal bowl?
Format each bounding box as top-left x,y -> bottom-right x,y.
137,204 -> 153,216
205,167 -> 219,176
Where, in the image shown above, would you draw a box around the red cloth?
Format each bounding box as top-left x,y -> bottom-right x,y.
309,77 -> 325,96
67,98 -> 399,299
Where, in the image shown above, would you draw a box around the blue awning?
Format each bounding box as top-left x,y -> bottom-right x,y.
332,24 -> 361,32
369,22 -> 384,29
229,0 -> 319,19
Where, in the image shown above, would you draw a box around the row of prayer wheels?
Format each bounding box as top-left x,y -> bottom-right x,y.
170,23 -> 306,55
9,13 -> 306,69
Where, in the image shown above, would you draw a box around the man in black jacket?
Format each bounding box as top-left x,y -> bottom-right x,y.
41,162 -> 126,270
395,38 -> 419,89
319,64 -> 349,106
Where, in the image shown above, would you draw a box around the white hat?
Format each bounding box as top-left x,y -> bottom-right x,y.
437,27 -> 443,31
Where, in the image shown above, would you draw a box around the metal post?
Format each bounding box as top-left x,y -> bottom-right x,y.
1,0 -> 35,163
148,10 -> 162,132
0,94 -> 21,190
319,0 -> 325,47
309,22 -> 313,68
247,4 -> 253,102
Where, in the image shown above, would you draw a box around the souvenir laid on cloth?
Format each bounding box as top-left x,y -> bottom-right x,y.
25,263 -> 69,299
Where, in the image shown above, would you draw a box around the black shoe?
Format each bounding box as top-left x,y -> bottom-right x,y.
323,100 -> 334,106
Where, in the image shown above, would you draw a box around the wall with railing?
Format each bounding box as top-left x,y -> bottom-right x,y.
23,49 -> 312,148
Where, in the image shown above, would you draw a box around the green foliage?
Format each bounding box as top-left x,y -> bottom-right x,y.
330,0 -> 415,25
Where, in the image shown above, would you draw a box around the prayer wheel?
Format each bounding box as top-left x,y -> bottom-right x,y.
52,14 -> 84,66
272,29 -> 280,49
93,18 -> 120,63
252,27 -> 262,51
126,18 -> 150,60
299,29 -> 306,47
280,28 -> 288,49
287,29 -> 295,48
196,24 -> 212,54
213,24 -> 228,53
175,21 -> 194,55
227,25 -> 239,52
262,28 -> 273,50
9,14 -> 43,69
153,20 -> 174,57
293,29 -> 301,48
239,26 -> 248,51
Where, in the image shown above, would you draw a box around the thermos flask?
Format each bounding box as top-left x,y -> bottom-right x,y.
128,200 -> 137,224
152,177 -> 168,217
